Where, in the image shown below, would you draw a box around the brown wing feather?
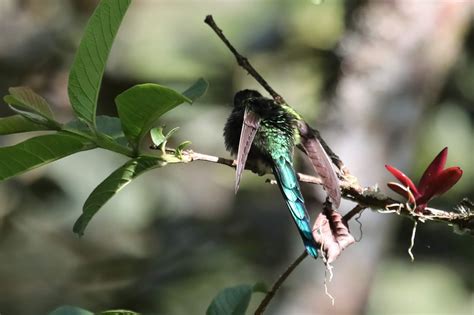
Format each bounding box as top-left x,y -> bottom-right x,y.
235,109 -> 261,194
298,121 -> 341,207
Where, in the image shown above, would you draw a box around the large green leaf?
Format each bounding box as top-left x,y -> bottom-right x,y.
0,133 -> 95,181
73,156 -> 165,236
182,78 -> 208,103
115,84 -> 191,148
0,115 -> 50,135
68,0 -> 131,126
206,285 -> 254,315
4,87 -> 54,120
47,306 -> 93,315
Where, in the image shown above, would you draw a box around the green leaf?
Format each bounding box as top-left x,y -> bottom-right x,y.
47,305 -> 93,315
182,78 -> 208,103
0,115 -> 50,135
115,84 -> 191,148
95,116 -> 129,147
175,140 -> 192,158
65,116 -> 125,140
96,116 -> 126,139
150,127 -> 166,147
177,140 -> 192,151
64,118 -> 90,132
0,133 -> 95,181
73,156 -> 165,236
206,285 -> 254,315
165,126 -> 180,139
64,117 -> 132,156
5,87 -> 54,120
150,126 -> 180,149
68,0 -> 131,126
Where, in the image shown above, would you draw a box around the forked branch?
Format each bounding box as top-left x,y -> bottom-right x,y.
201,14 -> 473,315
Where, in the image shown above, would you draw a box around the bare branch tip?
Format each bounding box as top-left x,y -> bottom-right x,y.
204,14 -> 213,24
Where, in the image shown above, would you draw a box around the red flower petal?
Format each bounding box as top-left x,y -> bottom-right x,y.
385,165 -> 420,197
387,182 -> 416,203
417,166 -> 463,204
418,147 -> 448,194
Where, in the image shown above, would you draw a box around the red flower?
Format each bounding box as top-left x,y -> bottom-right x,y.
385,147 -> 463,212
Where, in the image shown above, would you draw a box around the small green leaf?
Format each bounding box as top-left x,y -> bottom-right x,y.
68,0 -> 131,126
175,140 -> 192,159
177,140 -> 191,151
73,156 -> 165,236
165,126 -> 180,140
115,84 -> 191,148
182,78 -> 208,103
5,86 -> 54,120
0,115 -> 51,135
47,305 -> 93,315
0,133 -> 95,181
206,285 -> 253,315
150,127 -> 166,147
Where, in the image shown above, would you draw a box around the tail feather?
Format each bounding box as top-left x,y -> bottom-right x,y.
273,155 -> 318,258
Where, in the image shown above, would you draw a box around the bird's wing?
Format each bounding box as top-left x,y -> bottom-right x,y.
235,108 -> 261,193
297,121 -> 341,208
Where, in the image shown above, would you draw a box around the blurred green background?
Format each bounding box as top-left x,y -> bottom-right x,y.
0,1 -> 472,314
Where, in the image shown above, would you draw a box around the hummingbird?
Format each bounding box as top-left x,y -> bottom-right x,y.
223,89 -> 341,258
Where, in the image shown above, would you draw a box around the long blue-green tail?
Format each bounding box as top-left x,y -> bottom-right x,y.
272,154 -> 318,258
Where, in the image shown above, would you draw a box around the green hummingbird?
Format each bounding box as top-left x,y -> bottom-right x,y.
223,90 -> 341,258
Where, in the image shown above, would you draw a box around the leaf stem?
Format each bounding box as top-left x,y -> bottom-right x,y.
95,133 -> 134,157
63,129 -> 134,157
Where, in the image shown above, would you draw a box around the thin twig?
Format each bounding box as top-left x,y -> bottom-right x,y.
180,149 -> 473,232
204,15 -> 284,103
254,251 -> 308,315
184,149 -> 323,185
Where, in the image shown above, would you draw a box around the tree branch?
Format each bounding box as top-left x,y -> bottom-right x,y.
254,251 -> 308,315
204,15 -> 284,104
176,144 -> 472,314
205,14 -> 346,173
181,149 -> 473,232
201,13 -> 472,314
